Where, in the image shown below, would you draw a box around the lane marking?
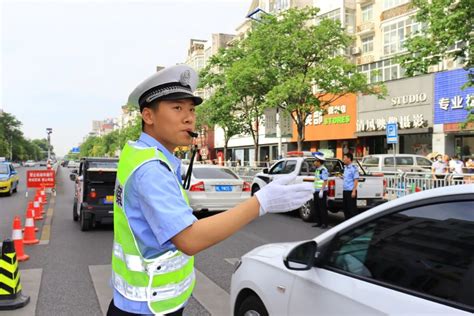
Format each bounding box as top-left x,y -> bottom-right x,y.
0,269 -> 43,316
89,265 -> 230,316
224,258 -> 239,266
39,195 -> 56,244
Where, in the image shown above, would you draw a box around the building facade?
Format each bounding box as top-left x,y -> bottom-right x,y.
433,68 -> 474,161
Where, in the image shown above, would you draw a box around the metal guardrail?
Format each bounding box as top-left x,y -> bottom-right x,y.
384,172 -> 474,200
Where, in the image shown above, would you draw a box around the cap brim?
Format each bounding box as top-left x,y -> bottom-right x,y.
157,92 -> 203,105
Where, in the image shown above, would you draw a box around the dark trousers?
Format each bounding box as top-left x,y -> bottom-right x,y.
342,190 -> 357,220
107,300 -> 184,316
312,191 -> 328,225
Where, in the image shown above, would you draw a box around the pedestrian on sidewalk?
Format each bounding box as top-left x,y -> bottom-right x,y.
342,153 -> 359,220
311,152 -> 329,228
107,65 -> 313,316
432,154 -> 447,187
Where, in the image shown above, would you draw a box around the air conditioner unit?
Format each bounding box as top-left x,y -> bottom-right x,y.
351,47 -> 362,55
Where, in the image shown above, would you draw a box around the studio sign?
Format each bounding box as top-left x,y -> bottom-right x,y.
391,93 -> 427,106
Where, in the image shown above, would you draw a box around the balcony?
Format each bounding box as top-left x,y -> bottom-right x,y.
356,55 -> 375,65
356,22 -> 375,35
357,0 -> 374,4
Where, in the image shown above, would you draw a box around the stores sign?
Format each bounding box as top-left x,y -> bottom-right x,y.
357,114 -> 425,132
306,105 -> 350,126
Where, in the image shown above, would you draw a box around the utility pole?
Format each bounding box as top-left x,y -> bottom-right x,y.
46,128 -> 53,161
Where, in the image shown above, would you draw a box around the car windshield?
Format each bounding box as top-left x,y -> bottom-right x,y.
87,161 -> 118,170
0,165 -> 9,174
193,168 -> 239,179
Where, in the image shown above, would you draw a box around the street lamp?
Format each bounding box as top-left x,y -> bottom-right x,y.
46,128 -> 53,161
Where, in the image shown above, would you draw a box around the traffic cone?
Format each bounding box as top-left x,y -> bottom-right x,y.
0,239 -> 30,310
11,217 -> 29,262
24,203 -> 38,232
23,210 -> 39,245
33,201 -> 43,220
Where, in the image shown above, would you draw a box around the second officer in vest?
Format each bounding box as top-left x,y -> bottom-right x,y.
108,64 -> 314,315
311,152 -> 329,228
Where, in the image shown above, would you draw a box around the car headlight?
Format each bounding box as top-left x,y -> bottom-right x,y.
233,259 -> 242,274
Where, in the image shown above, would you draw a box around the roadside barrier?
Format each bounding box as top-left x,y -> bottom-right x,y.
0,239 -> 30,310
11,218 -> 28,262
23,210 -> 39,245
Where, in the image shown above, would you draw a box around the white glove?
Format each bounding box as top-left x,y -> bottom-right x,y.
255,174 -> 314,216
318,190 -> 324,199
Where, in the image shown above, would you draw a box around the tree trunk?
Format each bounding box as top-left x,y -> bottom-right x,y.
297,121 -> 304,152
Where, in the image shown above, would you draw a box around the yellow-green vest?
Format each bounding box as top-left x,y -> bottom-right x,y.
314,166 -> 328,190
111,141 -> 195,315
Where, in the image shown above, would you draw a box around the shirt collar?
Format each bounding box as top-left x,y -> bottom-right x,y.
137,132 -> 181,171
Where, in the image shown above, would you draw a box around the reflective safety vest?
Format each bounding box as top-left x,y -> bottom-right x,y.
314,166 -> 328,190
111,141 -> 195,315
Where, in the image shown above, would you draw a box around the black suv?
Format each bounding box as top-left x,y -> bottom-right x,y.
70,157 -> 118,231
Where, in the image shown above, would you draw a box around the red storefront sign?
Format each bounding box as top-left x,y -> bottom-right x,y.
27,170 -> 56,188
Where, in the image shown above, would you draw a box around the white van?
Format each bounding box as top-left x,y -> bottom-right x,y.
362,154 -> 432,173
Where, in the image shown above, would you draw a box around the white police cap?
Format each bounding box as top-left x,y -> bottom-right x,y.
312,152 -> 326,161
128,64 -> 203,110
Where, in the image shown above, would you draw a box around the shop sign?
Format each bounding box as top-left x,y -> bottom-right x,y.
356,114 -> 425,132
391,93 -> 427,106
434,68 -> 474,124
306,105 -> 351,126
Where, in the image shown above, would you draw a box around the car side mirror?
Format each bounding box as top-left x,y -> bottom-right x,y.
69,174 -> 77,181
283,240 -> 317,271
11,170 -> 17,175
262,168 -> 269,174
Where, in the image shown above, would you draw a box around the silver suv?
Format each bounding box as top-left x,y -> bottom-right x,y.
361,154 -> 432,173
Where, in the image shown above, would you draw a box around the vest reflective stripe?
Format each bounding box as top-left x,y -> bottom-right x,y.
314,167 -> 328,190
112,141 -> 194,314
113,242 -> 191,274
112,270 -> 195,302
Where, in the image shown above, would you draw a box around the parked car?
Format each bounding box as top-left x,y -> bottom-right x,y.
38,160 -> 48,167
61,160 -> 69,167
70,158 -> 118,231
251,152 -> 386,222
24,160 -> 36,167
361,154 -> 432,173
231,184 -> 474,316
67,160 -> 80,169
0,162 -> 20,196
182,165 -> 251,212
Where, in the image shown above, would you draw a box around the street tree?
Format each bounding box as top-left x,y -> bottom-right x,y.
245,7 -> 385,151
398,0 -> 473,86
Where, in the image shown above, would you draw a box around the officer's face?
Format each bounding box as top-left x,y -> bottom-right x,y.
143,99 -> 196,150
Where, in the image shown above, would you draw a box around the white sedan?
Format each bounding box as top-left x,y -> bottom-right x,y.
183,165 -> 251,212
231,184 -> 474,316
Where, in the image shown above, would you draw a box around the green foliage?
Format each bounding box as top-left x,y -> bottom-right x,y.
202,7 -> 384,151
399,0 -> 473,85
0,111 -> 51,161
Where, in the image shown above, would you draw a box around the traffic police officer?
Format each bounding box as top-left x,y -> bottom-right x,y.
108,64 -> 314,315
342,152 -> 359,220
311,152 -> 329,228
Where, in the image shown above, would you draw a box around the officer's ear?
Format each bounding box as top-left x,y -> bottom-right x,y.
141,101 -> 160,129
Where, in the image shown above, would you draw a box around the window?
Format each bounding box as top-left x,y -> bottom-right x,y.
0,165 -> 9,174
396,156 -> 413,166
193,168 -> 239,179
383,18 -> 421,56
274,0 -> 289,12
362,156 -> 379,166
361,36 -> 374,53
325,201 -> 474,310
282,160 -> 297,174
383,0 -> 409,10
361,5 -> 373,22
300,159 -> 317,175
416,157 -> 432,167
384,157 -> 394,166
269,161 -> 285,174
358,58 -> 404,83
319,9 -> 341,22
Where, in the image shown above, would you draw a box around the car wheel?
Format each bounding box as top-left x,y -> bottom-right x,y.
236,295 -> 268,316
13,181 -> 18,193
73,200 -> 79,222
299,200 -> 316,222
6,185 -> 13,196
79,207 -> 92,231
251,185 -> 260,196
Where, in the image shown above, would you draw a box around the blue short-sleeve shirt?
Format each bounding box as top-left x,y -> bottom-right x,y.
315,166 -> 329,191
343,163 -> 360,191
113,132 -> 197,315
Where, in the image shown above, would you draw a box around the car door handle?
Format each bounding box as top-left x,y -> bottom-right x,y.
276,285 -> 286,293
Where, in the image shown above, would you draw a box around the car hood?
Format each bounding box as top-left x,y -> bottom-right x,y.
242,241 -> 303,260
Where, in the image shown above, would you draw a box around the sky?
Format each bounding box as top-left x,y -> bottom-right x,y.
1,0 -> 249,156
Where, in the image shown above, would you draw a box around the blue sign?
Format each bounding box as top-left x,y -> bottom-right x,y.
71,147 -> 80,153
386,123 -> 398,144
434,68 -> 474,124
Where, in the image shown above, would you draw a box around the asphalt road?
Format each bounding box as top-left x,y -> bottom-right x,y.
0,165 -> 344,315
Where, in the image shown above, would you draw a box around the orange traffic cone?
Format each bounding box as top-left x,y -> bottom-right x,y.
39,188 -> 47,205
23,210 -> 39,245
33,201 -> 43,220
12,217 -> 29,262
26,202 -> 39,231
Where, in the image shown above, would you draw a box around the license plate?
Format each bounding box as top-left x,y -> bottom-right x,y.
357,200 -> 367,207
104,195 -> 114,204
215,185 -> 232,192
